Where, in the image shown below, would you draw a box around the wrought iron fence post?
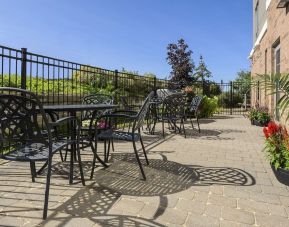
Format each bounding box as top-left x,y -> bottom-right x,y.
114,70 -> 118,101
153,77 -> 157,95
230,81 -> 233,115
21,48 -> 27,90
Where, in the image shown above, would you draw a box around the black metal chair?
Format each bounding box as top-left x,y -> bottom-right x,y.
0,87 -> 85,219
188,96 -> 202,133
120,96 -> 142,111
76,94 -> 114,165
90,92 -> 154,180
160,93 -> 187,138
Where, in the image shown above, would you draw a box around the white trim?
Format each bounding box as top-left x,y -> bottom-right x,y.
249,20 -> 268,58
266,0 -> 271,10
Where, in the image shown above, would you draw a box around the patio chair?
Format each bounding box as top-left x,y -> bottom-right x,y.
187,96 -> 202,133
0,87 -> 85,219
90,92 -> 154,180
67,93 -> 115,162
160,93 -> 187,138
120,96 -> 142,111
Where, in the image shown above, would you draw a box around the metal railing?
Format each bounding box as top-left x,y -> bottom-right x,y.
0,45 -> 169,107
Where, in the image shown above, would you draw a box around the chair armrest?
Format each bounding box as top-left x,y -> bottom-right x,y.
49,116 -> 80,127
112,110 -> 138,115
101,113 -> 136,120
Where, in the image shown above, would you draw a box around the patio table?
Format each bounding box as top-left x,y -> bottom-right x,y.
42,103 -> 118,184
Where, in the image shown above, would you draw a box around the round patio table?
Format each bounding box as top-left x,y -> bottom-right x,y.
42,103 -> 118,184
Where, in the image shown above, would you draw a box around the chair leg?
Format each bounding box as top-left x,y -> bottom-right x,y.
162,120 -> 165,138
190,117 -> 195,129
104,141 -> 107,162
139,132 -> 149,165
64,148 -> 68,161
90,138 -> 108,179
76,142 -> 85,186
106,140 -> 111,162
43,156 -> 52,219
196,116 -> 201,133
90,154 -> 97,180
59,150 -> 64,162
182,119 -> 187,138
111,138 -> 115,152
132,140 -> 146,180
30,161 -> 36,182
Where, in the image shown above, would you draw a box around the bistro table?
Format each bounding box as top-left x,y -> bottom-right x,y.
42,103 -> 118,184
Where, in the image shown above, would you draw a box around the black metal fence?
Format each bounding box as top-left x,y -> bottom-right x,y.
0,44 -> 256,115
0,45 -> 169,108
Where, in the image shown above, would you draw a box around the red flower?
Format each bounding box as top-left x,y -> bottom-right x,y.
267,121 -> 280,136
263,127 -> 269,138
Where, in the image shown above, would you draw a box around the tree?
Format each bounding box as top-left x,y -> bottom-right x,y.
195,55 -> 211,82
234,70 -> 251,96
194,55 -> 212,95
166,39 -> 195,88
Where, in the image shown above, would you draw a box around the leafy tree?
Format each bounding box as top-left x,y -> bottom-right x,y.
166,39 -> 195,88
234,70 -> 251,94
194,55 -> 211,82
194,55 -> 212,96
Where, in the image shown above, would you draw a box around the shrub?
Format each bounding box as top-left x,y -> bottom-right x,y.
249,106 -> 271,126
199,96 -> 219,118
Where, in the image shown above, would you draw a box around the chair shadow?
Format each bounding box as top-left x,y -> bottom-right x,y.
185,128 -> 246,140
95,153 -> 199,196
41,184 -> 165,227
190,165 -> 255,186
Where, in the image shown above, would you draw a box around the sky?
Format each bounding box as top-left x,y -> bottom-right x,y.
0,0 -> 252,82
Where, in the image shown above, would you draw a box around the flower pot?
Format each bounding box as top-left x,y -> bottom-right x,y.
271,165 -> 289,186
251,119 -> 268,127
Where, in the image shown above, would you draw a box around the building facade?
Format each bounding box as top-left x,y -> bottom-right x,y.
250,0 -> 289,124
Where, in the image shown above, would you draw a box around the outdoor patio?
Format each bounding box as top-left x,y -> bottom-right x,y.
0,115 -> 289,227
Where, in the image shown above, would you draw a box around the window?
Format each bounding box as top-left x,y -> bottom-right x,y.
274,43 -> 281,120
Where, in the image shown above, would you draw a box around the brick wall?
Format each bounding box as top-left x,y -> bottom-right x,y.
251,1 -> 289,125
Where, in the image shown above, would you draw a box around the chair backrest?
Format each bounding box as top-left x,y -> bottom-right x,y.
190,96 -> 202,112
162,93 -> 187,119
133,92 -> 154,131
0,88 -> 50,155
81,94 -> 114,121
120,96 -> 129,110
156,89 -> 179,101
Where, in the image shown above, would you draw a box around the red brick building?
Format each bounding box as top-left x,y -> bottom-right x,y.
250,0 -> 289,124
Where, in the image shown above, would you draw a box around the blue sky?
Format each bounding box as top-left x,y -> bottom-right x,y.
0,0 -> 252,81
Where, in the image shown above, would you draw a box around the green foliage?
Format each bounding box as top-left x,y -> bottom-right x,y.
248,107 -> 271,125
1,74 -> 84,94
194,55 -> 211,81
199,96 -> 219,118
258,73 -> 289,121
234,70 -> 251,96
220,92 -> 243,108
263,122 -> 289,169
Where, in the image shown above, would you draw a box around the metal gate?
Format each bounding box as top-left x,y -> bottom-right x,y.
215,82 -> 254,115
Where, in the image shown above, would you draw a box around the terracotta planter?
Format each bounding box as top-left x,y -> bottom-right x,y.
271,165 -> 289,186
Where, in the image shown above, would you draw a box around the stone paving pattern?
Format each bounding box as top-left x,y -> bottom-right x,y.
0,115 -> 289,226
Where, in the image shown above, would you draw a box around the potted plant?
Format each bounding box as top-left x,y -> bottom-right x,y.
249,107 -> 271,126
263,121 -> 289,185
